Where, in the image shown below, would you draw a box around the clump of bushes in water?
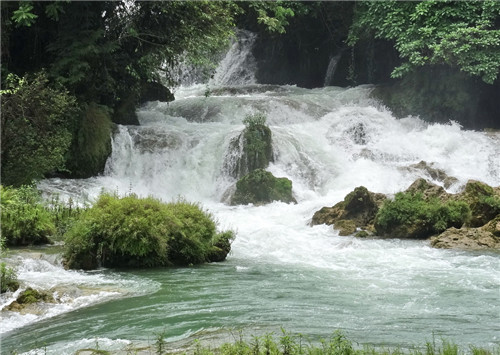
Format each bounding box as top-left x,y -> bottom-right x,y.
63,193 -> 234,270
1,237 -> 19,294
374,192 -> 470,239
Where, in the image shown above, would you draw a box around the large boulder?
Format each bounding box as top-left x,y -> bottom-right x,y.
430,226 -> 500,250
230,169 -> 296,205
404,178 -> 451,201
224,113 -> 273,179
456,180 -> 500,227
311,186 -> 386,234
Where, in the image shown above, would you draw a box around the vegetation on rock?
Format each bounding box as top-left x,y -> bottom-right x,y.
0,237 -> 19,294
226,113 -> 274,179
63,193 -> 234,270
230,169 -> 296,206
374,192 -> 470,239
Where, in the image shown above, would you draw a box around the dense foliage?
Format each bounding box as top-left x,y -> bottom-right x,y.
374,192 -> 470,239
0,72 -> 78,185
63,193 -> 234,269
0,185 -> 55,246
348,1 -> 500,84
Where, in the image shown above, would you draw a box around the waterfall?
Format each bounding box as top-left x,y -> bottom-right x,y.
6,30 -> 500,355
323,53 -> 342,87
209,30 -> 258,86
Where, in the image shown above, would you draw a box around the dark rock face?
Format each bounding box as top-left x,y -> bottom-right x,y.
230,169 -> 296,205
311,186 -> 386,235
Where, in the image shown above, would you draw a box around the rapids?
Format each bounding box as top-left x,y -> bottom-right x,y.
1,32 -> 499,354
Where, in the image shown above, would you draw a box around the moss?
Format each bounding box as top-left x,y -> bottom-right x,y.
66,102 -> 113,178
460,180 -> 500,227
16,288 -> 54,304
225,113 -> 274,179
231,169 -> 296,205
374,192 -> 470,239
334,219 -> 357,236
64,194 -> 233,270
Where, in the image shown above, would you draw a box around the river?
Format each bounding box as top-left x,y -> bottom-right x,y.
1,32 -> 499,354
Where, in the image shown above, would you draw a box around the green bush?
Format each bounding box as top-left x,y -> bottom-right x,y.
0,185 -> 55,246
0,72 -> 78,186
374,192 -> 470,238
63,194 -> 234,269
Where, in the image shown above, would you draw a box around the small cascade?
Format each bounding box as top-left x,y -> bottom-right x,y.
210,30 -> 258,86
323,53 -> 342,87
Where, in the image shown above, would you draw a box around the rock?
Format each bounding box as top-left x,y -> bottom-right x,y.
431,227 -> 500,250
311,186 -> 386,234
6,287 -> 56,313
224,123 -> 273,179
407,161 -> 459,188
457,180 -> 500,227
230,169 -> 296,205
405,178 -> 450,201
334,220 -> 357,236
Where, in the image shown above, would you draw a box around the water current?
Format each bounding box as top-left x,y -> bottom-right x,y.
1,32 -> 499,354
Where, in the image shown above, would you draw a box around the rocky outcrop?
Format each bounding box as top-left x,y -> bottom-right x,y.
406,161 -> 459,189
431,227 -> 500,250
456,180 -> 500,227
230,169 -> 296,205
6,288 -> 56,313
312,179 -> 500,250
224,118 -> 273,179
311,186 -> 386,234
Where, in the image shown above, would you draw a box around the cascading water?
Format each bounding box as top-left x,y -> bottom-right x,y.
2,31 -> 500,355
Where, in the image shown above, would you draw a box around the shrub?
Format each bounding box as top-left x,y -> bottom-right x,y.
0,72 -> 78,186
374,192 -> 470,238
243,112 -> 267,128
0,185 -> 55,246
64,193 -> 233,269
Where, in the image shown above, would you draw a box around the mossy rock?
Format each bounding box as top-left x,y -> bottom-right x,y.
458,180 -> 500,227
405,178 -> 450,201
311,186 -> 386,229
225,124 -> 273,179
230,169 -> 296,205
334,220 -> 357,236
6,287 -> 55,312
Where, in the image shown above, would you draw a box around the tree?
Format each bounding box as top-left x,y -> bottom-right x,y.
348,1 -> 500,84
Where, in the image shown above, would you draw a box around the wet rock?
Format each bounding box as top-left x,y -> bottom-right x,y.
223,118 -> 273,179
407,161 -> 459,188
431,227 -> 500,250
230,169 -> 296,205
311,186 -> 386,234
334,220 -> 357,236
6,287 -> 56,313
457,180 -> 500,227
404,178 -> 451,201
